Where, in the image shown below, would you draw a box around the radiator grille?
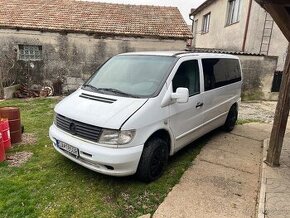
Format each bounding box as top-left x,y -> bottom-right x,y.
56,114 -> 102,142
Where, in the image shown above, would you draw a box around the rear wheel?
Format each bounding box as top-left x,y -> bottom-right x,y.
223,105 -> 238,132
137,138 -> 169,182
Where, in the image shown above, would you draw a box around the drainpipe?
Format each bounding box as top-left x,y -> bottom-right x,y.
189,12 -> 195,49
189,13 -> 194,32
242,0 -> 253,52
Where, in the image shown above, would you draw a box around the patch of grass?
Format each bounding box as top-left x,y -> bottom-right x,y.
0,98 -> 205,217
237,118 -> 263,125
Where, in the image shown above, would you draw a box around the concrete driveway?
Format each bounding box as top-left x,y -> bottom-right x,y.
153,123 -> 273,218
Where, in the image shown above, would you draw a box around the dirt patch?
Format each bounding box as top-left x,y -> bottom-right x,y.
7,152 -> 33,167
18,133 -> 37,145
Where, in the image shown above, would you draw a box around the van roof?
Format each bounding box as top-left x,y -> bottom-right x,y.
119,51 -> 239,59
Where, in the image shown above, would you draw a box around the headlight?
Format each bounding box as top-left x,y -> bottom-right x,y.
98,129 -> 135,145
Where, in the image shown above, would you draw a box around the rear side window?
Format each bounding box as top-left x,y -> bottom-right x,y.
172,60 -> 200,96
202,58 -> 241,91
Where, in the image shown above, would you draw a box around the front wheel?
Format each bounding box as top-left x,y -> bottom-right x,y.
223,105 -> 238,132
137,138 -> 169,182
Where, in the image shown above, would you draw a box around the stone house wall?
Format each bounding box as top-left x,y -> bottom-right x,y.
0,29 -> 187,94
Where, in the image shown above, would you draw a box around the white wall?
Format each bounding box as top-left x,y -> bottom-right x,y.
193,0 -> 251,51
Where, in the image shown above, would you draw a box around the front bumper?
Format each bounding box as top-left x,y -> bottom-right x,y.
49,124 -> 144,176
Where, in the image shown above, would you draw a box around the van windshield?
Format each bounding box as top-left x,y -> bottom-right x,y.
84,55 -> 176,98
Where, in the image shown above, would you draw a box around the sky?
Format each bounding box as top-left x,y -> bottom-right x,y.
84,0 -> 206,24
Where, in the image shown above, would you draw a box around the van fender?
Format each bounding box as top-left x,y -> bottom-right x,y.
137,124 -> 175,156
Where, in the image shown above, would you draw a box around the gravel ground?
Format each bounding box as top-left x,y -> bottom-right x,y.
239,101 -> 277,123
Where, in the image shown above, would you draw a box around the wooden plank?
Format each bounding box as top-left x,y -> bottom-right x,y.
266,44 -> 290,166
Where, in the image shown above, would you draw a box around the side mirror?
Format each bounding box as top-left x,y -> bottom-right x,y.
171,88 -> 189,103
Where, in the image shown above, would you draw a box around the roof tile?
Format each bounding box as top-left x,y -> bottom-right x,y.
0,0 -> 192,39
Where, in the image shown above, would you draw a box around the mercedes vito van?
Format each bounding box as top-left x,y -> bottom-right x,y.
49,51 -> 242,182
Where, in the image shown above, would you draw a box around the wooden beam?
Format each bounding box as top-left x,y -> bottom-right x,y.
255,1 -> 290,41
256,0 -> 290,5
266,44 -> 290,166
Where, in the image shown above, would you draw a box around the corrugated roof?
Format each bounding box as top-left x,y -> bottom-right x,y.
187,48 -> 264,56
0,0 -> 193,39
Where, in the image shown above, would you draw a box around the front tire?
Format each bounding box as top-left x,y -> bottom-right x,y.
137,138 -> 169,182
223,105 -> 238,132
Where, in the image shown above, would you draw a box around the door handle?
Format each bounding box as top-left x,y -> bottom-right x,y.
196,102 -> 204,108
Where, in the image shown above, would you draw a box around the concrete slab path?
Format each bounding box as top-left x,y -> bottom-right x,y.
258,136 -> 290,218
153,123 -> 272,218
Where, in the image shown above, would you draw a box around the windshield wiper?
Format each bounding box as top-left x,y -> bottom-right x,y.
83,85 -> 138,98
82,84 -> 100,92
97,88 -> 137,98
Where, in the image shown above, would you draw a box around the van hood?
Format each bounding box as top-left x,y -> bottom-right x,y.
55,89 -> 148,129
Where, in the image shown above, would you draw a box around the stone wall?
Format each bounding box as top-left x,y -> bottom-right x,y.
239,55 -> 278,100
0,29 -> 278,100
0,29 -> 187,94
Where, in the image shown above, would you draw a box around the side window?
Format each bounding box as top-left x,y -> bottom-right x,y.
172,60 -> 200,96
202,58 -> 241,91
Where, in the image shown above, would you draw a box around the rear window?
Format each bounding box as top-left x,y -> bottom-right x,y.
202,58 -> 241,91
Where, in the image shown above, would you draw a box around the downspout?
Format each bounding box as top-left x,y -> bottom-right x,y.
189,13 -> 195,48
189,14 -> 194,32
242,0 -> 253,52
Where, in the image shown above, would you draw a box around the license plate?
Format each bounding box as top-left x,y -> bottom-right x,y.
58,141 -> 79,157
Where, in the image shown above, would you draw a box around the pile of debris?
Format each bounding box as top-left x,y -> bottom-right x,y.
14,84 -> 54,98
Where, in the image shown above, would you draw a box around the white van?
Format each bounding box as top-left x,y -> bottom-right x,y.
49,51 -> 242,182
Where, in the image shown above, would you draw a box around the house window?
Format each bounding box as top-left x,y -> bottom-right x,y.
226,0 -> 241,25
202,13 -> 211,33
18,45 -> 43,61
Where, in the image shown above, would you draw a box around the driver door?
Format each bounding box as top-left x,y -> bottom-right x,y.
169,58 -> 204,152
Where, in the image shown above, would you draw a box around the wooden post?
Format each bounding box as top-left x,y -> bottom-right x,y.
266,44 -> 290,166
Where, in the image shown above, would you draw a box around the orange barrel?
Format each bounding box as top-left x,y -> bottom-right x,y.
0,133 -> 5,162
0,119 -> 11,150
0,107 -> 22,144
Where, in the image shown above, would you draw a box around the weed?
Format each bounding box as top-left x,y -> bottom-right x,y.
237,118 -> 263,125
241,90 -> 264,101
